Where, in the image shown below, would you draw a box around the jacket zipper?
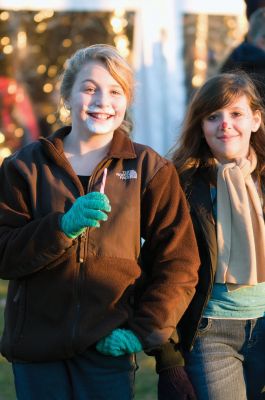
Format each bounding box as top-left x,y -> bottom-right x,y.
72,232 -> 86,349
71,160 -> 111,350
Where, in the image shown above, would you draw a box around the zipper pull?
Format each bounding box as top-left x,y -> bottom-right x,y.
13,285 -> 21,302
79,231 -> 86,263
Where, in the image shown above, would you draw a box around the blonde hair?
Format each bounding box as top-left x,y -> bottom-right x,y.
60,44 -> 134,136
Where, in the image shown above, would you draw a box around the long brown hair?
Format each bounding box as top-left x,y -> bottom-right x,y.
170,72 -> 265,180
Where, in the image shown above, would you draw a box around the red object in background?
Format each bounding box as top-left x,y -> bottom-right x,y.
0,76 -> 40,144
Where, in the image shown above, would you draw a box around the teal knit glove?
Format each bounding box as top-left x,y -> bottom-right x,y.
60,192 -> 111,239
96,329 -> 143,356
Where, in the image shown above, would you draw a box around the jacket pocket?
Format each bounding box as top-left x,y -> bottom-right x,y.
197,317 -> 212,336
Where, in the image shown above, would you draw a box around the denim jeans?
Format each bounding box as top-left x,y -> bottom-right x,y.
12,348 -> 137,400
185,317 -> 265,400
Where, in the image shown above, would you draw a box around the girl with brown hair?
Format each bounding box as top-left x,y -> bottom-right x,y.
158,72 -> 265,400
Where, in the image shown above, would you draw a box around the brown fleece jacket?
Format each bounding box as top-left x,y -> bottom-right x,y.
0,127 -> 200,362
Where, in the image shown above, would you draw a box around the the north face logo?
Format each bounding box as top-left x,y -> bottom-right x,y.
116,170 -> 137,180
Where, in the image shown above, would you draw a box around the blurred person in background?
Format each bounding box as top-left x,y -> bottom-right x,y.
244,0 -> 265,20
221,6 -> 265,105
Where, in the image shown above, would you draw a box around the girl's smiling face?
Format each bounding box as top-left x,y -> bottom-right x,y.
202,95 -> 261,163
68,60 -> 127,137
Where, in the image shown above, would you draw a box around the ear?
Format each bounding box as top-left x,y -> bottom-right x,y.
251,110 -> 261,132
64,101 -> 70,110
255,36 -> 265,52
63,94 -> 72,110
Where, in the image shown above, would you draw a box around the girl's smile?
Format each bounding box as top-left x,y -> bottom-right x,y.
68,60 -> 127,138
202,95 -> 261,163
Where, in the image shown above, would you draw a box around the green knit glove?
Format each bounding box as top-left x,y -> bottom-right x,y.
96,329 -> 143,356
60,192 -> 111,239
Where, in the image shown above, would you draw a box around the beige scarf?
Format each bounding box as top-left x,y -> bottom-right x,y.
215,148 -> 265,286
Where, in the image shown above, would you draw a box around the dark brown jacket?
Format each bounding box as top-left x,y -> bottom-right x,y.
154,168 -> 218,372
0,127 -> 199,362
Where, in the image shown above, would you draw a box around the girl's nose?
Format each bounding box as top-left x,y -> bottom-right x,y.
95,92 -> 110,107
220,121 -> 228,130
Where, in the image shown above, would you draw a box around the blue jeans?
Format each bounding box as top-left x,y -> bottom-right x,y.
185,317 -> 265,400
12,348 -> 137,400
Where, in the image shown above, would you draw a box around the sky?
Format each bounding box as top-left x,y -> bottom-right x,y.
0,0 -> 245,16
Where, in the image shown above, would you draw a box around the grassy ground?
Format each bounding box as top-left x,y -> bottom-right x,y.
0,280 -> 157,400
0,281 -> 16,400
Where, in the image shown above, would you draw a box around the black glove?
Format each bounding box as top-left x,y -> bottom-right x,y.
158,366 -> 197,400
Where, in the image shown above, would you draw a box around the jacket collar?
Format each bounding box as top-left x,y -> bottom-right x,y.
108,129 -> 136,159
40,126 -> 137,166
187,169 -> 215,225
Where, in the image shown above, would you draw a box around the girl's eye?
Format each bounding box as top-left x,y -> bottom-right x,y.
111,90 -> 123,96
231,112 -> 242,117
207,114 -> 218,121
85,87 -> 96,93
